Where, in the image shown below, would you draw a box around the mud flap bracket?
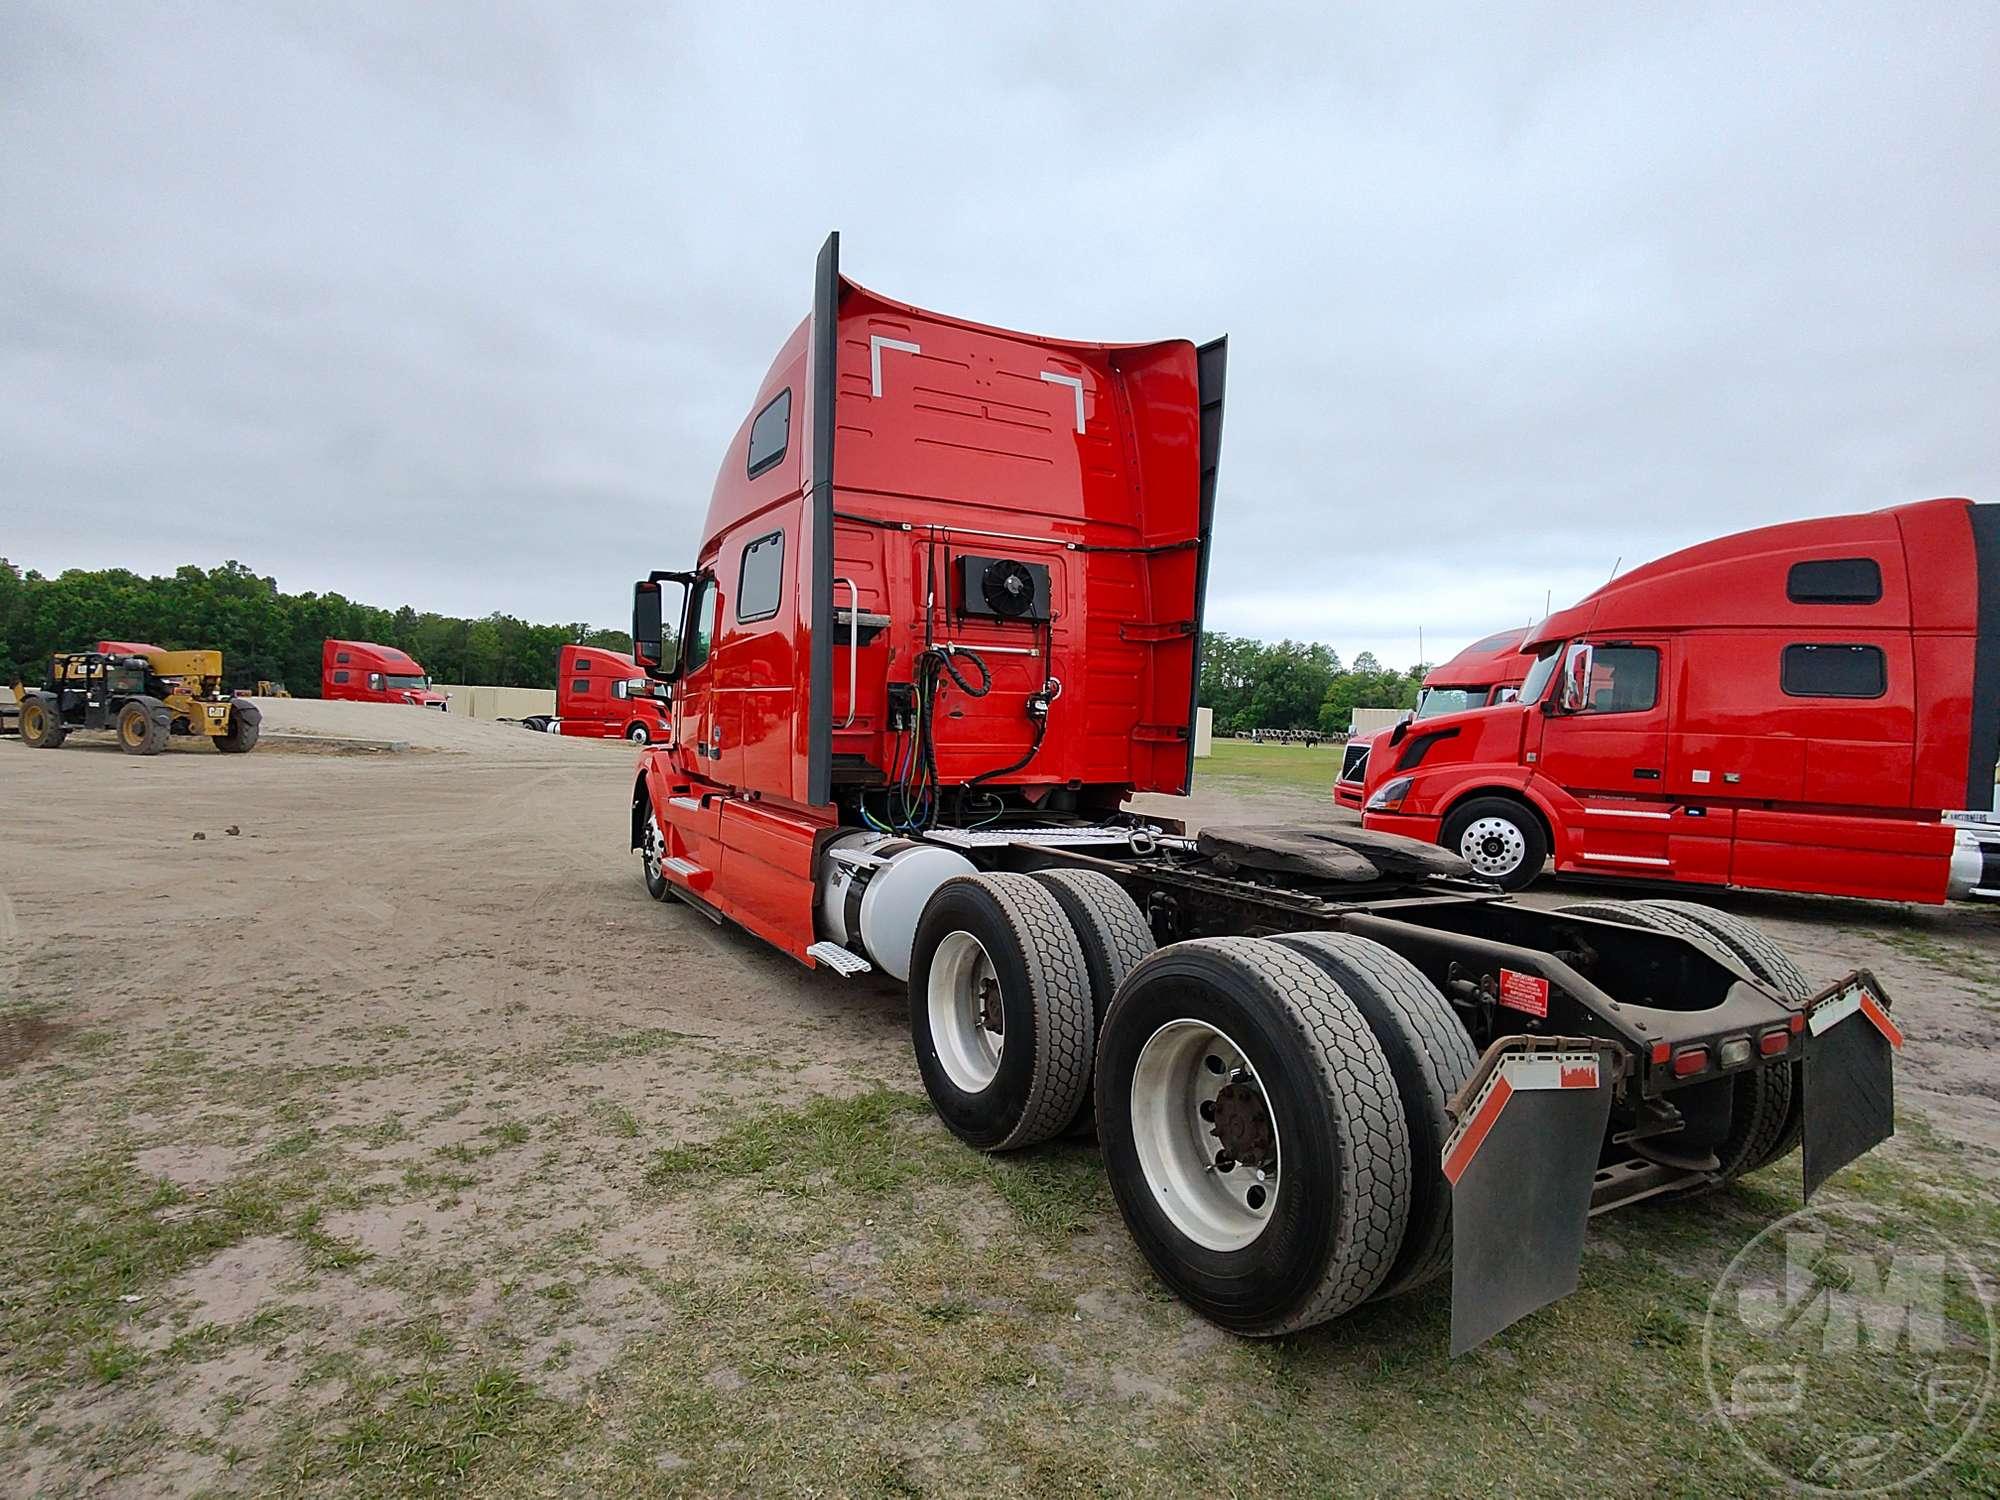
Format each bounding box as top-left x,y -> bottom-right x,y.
1443,1035 -> 1619,1356
1801,971 -> 1900,1202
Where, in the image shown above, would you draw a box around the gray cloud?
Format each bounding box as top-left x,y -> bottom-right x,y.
2,2 -> 1995,667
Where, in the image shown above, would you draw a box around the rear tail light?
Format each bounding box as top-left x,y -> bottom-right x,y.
1759,1028 -> 1791,1057
1789,1012 -> 1806,1034
1719,1036 -> 1754,1068
1672,1046 -> 1711,1078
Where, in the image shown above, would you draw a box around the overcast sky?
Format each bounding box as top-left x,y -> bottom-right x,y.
3,3 -> 1995,669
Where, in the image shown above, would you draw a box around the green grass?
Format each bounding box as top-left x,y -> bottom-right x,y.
1194,736 -> 1347,795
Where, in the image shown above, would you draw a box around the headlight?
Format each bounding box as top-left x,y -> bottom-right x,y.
1366,776 -> 1413,812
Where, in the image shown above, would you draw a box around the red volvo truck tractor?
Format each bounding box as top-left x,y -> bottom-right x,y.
1356,500 -> 2000,903
553,644 -> 670,742
321,640 -> 449,709
625,235 -> 1900,1354
1334,628 -> 1533,809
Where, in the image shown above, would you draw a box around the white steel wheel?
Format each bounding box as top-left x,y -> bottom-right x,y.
1456,815 -> 1526,879
1130,1019 -> 1280,1252
928,930 -> 1006,1092
626,722 -> 651,743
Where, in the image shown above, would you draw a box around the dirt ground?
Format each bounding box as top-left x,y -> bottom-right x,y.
2,730 -> 1997,1496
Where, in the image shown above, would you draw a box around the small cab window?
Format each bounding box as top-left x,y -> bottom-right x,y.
746,389 -> 792,479
684,580 -> 720,673
570,678 -> 590,695
575,658 -> 590,671
332,670 -> 349,684
1788,558 -> 1882,604
737,531 -> 785,622
1577,645 -> 1659,714
336,651 -> 350,664
1782,643 -> 1886,698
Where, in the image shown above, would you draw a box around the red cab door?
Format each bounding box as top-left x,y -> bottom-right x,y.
1533,639 -> 1677,876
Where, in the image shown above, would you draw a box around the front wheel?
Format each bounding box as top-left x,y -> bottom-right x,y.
215,701 -> 260,753
19,695 -> 66,749
117,698 -> 169,756
625,722 -> 651,743
639,807 -> 675,902
1096,937 -> 1411,1335
1440,796 -> 1547,890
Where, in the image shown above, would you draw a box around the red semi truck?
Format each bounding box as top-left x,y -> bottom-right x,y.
1356,499 -> 2000,902
555,644 -> 669,742
321,640 -> 448,709
624,236 -> 1899,1354
1334,628 -> 1533,810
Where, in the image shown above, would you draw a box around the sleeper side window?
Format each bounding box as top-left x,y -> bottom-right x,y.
746,389 -> 792,479
1788,558 -> 1883,604
1576,646 -> 1660,714
1782,644 -> 1886,698
736,531 -> 785,623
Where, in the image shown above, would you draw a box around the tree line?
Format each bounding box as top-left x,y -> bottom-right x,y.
1,560 -> 1424,728
1200,634 -> 1428,737
0,558 -> 632,694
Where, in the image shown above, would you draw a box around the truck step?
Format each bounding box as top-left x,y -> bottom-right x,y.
806,941 -> 873,977
660,856 -> 713,892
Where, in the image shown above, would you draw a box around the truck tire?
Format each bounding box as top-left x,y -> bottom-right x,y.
625,722 -> 651,743
909,873 -> 1094,1151
1439,796 -> 1546,891
117,698 -> 169,756
1555,900 -> 1793,1186
19,695 -> 66,749
638,805 -> 676,903
1635,900 -> 1811,1172
1030,868 -> 1157,1136
215,701 -> 260,754
1095,937 -> 1411,1335
1271,931 -> 1476,1300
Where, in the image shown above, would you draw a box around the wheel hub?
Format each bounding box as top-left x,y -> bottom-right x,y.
1210,1080 -> 1276,1172
929,930 -> 1005,1092
1459,815 -> 1525,877
1129,1019 -> 1282,1252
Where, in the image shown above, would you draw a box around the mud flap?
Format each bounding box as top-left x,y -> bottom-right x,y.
1802,973 -> 1901,1202
1442,1038 -> 1618,1356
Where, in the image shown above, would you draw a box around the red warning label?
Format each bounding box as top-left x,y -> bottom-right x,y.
1498,968 -> 1550,1019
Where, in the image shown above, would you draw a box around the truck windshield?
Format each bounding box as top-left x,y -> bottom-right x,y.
383,674 -> 429,691
1414,686 -> 1487,719
1519,645 -> 1562,704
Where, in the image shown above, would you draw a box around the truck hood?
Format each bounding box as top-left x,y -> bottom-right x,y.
1368,702 -> 1530,788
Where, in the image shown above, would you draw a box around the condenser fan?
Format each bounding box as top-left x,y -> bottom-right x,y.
981,559 -> 1038,618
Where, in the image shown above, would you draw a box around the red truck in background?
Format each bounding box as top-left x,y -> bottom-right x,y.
1357,497 -> 2000,903
555,644 -> 669,742
321,640 -> 448,709
1334,628 -> 1533,809
618,235 -> 1901,1357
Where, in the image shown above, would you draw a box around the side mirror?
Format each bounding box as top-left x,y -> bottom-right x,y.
1557,644 -> 1594,714
368,672 -> 383,692
633,573 -> 690,681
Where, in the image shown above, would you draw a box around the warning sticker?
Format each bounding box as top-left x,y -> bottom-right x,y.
1498,968 -> 1550,1019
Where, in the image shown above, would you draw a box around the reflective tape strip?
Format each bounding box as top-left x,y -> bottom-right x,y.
1441,1050 -> 1602,1185
1809,988 -> 1861,1037
1442,1075 -> 1512,1186
1859,990 -> 1905,1049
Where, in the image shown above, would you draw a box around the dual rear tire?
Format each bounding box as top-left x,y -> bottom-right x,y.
907,870 -> 1478,1336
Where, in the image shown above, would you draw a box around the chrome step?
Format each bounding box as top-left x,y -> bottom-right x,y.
806,941 -> 873,977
